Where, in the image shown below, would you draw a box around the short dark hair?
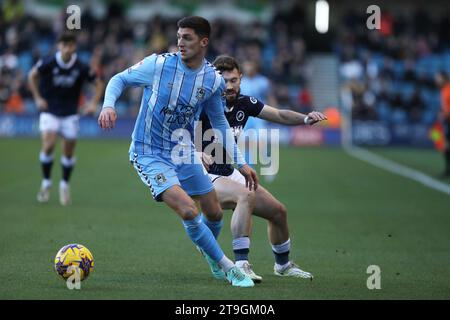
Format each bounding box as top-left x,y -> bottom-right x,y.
177,16 -> 211,39
212,55 -> 241,73
58,32 -> 77,44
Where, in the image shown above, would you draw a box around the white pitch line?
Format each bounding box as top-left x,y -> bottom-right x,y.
345,146 -> 450,196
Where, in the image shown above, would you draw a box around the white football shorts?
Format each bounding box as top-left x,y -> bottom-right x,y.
39,112 -> 79,140
208,168 -> 246,185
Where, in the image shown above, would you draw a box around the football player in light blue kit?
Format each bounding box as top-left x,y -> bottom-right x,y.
98,16 -> 258,287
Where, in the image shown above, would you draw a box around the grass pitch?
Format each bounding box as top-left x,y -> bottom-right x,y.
1,138 -> 449,299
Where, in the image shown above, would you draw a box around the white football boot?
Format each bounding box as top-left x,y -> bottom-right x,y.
274,261 -> 313,280
37,181 -> 51,203
59,181 -> 71,206
236,261 -> 263,283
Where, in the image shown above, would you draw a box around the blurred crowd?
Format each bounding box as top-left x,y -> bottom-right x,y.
0,0 -> 312,117
2,0 -> 448,126
337,8 -> 450,124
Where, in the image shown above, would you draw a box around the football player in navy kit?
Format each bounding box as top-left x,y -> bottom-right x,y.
198,55 -> 327,282
28,32 -> 104,205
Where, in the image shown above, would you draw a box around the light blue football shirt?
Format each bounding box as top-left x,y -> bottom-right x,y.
103,52 -> 245,167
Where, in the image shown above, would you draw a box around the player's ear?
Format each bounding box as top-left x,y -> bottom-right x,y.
200,37 -> 209,48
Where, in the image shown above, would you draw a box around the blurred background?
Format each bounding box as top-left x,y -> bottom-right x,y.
0,0 -> 449,148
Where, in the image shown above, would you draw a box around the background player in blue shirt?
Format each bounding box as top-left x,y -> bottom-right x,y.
199,55 -> 327,282
28,32 -> 104,206
98,17 -> 257,287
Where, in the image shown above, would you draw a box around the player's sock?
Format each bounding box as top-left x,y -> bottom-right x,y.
183,215 -> 227,267
59,180 -> 69,189
201,213 -> 223,239
272,238 -> 291,268
218,256 -> 234,273
41,179 -> 52,189
233,236 -> 250,262
61,156 -> 76,182
40,151 -> 54,180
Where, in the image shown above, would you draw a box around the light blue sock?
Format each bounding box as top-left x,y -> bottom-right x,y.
201,213 -> 223,239
183,215 -> 224,262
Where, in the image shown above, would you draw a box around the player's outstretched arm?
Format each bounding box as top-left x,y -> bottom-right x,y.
258,105 -> 327,126
98,55 -> 156,129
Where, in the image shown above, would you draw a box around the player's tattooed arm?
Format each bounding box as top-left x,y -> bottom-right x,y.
258,105 -> 327,125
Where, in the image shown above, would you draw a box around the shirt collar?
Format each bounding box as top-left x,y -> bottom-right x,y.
55,51 -> 77,69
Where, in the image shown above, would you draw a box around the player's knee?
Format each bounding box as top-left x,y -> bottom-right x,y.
203,203 -> 223,221
237,189 -> 256,207
42,143 -> 55,154
178,201 -> 199,220
277,203 -> 287,220
272,202 -> 287,223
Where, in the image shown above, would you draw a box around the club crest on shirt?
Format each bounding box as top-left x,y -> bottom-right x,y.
155,173 -> 167,185
196,87 -> 206,100
236,110 -> 245,121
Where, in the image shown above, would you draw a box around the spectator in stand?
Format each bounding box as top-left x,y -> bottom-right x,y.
435,71 -> 450,177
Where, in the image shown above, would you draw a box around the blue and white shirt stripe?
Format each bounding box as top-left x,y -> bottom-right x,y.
102,52 -> 246,167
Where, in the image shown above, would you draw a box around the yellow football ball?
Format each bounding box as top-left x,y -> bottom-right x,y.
54,244 -> 94,281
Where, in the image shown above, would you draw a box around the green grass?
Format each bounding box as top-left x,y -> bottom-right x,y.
1,138 -> 450,299
368,146 -> 450,180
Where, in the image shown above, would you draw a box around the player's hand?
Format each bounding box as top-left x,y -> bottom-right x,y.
35,97 -> 48,111
305,111 -> 327,125
82,102 -> 98,116
201,152 -> 214,171
238,164 -> 259,191
98,107 -> 117,129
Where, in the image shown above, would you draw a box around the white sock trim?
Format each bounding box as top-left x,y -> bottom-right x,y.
59,180 -> 69,188
218,256 -> 234,273
61,156 -> 76,167
232,237 -> 250,251
271,238 -> 291,254
42,179 -> 52,188
39,152 -> 54,163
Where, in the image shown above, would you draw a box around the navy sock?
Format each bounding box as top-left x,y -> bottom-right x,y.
232,236 -> 250,261
39,152 -> 53,180
42,161 -> 53,180
273,251 -> 290,266
272,239 -> 291,266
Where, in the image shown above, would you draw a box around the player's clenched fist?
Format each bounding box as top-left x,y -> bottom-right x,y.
305,111 -> 327,125
98,107 -> 117,129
